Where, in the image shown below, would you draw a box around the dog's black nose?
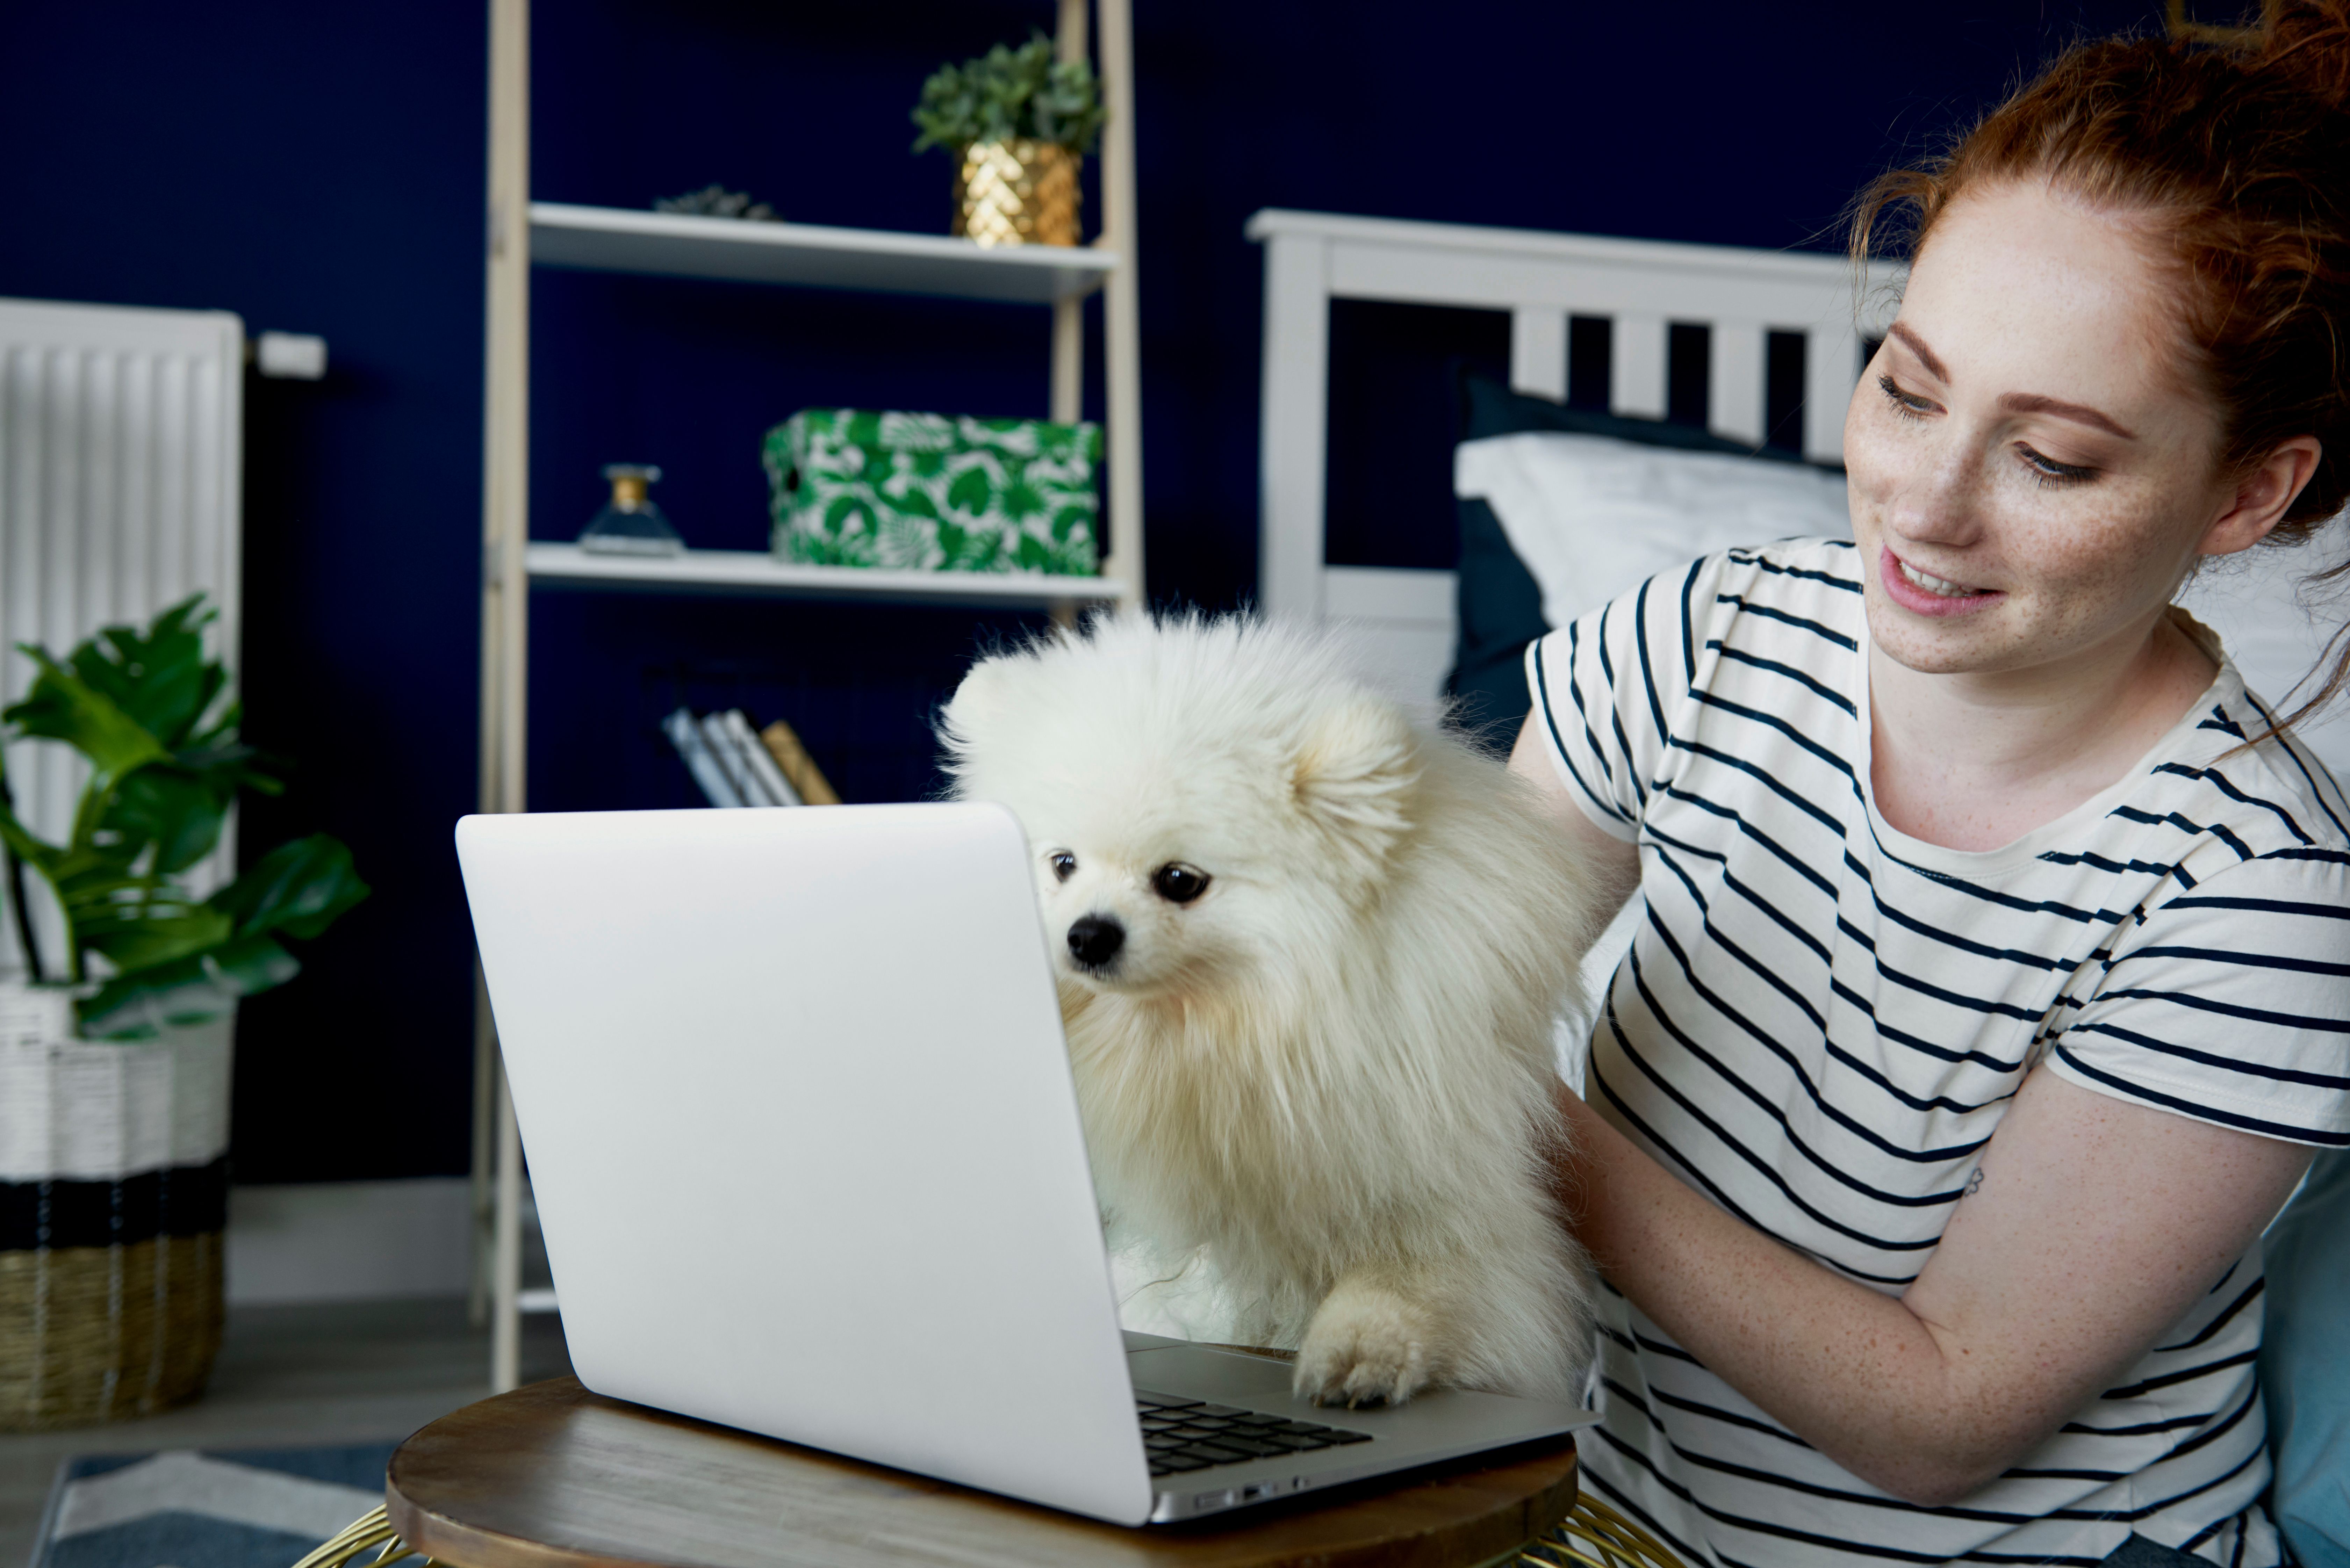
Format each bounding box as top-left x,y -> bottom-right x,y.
1066,914 -> 1125,969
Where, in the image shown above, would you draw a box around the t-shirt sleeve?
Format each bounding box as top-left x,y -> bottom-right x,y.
2046,850 -> 2350,1146
1524,552 -> 1735,844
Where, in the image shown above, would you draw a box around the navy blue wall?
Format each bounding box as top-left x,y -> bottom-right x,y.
2,0 -> 2151,1183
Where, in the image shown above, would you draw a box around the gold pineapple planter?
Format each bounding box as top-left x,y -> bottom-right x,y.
953,138 -> 1080,248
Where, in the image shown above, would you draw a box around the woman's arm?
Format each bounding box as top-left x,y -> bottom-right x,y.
1508,712 -> 2315,1506
1555,1070 -> 2308,1504
1507,712 -> 1642,905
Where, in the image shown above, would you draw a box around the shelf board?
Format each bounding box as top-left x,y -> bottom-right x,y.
526,542 -> 1132,607
529,203 -> 1116,304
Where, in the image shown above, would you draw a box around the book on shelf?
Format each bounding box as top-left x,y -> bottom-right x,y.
714,709 -> 801,806
662,707 -> 744,808
663,708 -> 839,809
758,717 -> 840,805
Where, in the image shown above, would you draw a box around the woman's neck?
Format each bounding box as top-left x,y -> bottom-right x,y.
1867,610 -> 2218,853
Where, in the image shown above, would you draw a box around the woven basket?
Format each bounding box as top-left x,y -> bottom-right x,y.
0,984 -> 231,1430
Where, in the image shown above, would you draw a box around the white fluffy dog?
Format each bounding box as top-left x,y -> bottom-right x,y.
940,614 -> 1605,1406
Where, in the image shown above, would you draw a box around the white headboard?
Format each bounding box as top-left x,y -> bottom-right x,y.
1246,209 -> 1902,701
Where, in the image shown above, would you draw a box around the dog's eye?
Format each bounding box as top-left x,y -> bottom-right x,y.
1151,863 -> 1211,904
1049,851 -> 1077,883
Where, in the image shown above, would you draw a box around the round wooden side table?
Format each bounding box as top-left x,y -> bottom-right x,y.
360,1376 -> 1588,1568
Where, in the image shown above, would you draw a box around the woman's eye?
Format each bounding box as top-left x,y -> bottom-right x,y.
1049,852 -> 1077,883
1877,374 -> 1935,419
2017,443 -> 2097,488
1150,863 -> 1211,904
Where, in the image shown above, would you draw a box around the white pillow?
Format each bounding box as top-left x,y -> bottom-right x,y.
1454,430 -> 1853,630
1455,428 -> 2350,784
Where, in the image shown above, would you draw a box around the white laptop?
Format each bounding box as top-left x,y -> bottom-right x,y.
455,803 -> 1597,1526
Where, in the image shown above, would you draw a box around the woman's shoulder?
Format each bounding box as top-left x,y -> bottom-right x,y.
1653,537 -> 1871,684
1564,537 -> 1864,655
2143,667 -> 2350,874
1676,537 -> 1866,626
1729,534 -> 1866,585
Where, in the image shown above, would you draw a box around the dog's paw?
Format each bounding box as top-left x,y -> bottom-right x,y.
1293,1282 -> 1436,1407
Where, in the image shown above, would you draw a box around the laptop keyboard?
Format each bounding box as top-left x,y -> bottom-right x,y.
1135,1389 -> 1373,1477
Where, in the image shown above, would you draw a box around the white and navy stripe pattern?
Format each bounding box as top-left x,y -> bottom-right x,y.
1530,539 -> 2350,1568
39,1444 -> 395,1568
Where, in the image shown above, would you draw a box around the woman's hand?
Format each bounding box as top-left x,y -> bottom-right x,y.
1554,1036 -> 2311,1505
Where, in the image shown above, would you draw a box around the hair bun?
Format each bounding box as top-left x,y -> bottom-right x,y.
2259,0 -> 2350,110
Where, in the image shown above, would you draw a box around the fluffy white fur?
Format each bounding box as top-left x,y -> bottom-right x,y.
939,615 -> 1607,1406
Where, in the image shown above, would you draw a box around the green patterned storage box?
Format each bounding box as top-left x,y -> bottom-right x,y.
763,410 -> 1101,576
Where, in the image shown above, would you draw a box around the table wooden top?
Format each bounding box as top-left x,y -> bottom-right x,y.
385,1377 -> 1578,1568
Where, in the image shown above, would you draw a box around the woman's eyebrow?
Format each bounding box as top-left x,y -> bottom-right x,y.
1886,322 -> 1949,382
1996,392 -> 2137,441
1886,322 -> 2136,440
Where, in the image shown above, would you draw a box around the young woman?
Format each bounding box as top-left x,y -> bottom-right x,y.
1512,9 -> 2350,1565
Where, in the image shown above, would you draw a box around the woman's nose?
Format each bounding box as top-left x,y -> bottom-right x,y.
1882,440 -> 1984,549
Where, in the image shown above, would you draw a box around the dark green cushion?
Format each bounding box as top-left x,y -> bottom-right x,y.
1444,374 -> 1804,742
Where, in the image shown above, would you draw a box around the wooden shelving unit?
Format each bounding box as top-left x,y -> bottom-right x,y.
526,542 -> 1136,607
530,203 -> 1120,303
473,0 -> 1145,1391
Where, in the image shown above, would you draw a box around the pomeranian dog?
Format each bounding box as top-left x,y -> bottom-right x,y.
939,614 -> 1605,1406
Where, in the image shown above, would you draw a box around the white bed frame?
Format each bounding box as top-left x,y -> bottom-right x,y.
1246,209 -> 1903,701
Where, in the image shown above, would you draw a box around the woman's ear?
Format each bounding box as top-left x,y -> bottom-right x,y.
2200,436 -> 2324,558
1291,695 -> 1420,866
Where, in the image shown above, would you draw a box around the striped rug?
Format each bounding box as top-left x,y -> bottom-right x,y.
34,1443 -> 394,1568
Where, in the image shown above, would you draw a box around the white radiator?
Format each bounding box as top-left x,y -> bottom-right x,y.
0,297 -> 245,979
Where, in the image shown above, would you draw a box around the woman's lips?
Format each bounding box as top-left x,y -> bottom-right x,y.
1879,547 -> 2003,617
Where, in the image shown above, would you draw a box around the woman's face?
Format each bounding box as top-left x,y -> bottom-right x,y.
1844,180 -> 2245,682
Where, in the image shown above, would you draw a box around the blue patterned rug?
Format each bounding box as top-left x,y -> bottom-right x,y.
34,1443 -> 395,1568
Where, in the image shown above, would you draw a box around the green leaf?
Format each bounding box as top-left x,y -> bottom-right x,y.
77,933 -> 300,1040
170,736 -> 283,796
85,906 -> 235,972
889,485 -> 941,522
209,833 -> 370,941
4,650 -> 170,789
72,598 -> 222,748
207,930 -> 303,992
910,30 -> 1101,153
0,797 -> 60,876
824,495 -> 877,539
999,476 -> 1045,521
106,768 -> 230,874
946,467 -> 992,515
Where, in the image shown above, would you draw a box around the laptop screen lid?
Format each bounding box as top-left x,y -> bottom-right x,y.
456,803 -> 1154,1526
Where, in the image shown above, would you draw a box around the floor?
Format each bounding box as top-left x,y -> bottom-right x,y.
0,1297 -> 572,1568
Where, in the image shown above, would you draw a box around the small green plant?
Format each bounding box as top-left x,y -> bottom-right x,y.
0,594 -> 369,1039
911,31 -> 1105,155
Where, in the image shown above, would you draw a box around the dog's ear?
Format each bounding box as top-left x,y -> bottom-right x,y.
1291,695 -> 1418,864
940,656 -> 1016,749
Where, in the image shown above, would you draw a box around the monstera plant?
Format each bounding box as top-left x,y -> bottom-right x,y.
0,594 -> 368,1040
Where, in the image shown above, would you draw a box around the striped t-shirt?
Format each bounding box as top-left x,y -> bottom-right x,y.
1529,538 -> 2350,1568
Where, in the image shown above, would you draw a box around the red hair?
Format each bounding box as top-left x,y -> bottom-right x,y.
1852,1 -> 2350,738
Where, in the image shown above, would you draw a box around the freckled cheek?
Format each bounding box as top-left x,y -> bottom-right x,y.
1839,399 -> 1940,523
2007,492 -> 2180,596
1838,437 -> 1896,544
